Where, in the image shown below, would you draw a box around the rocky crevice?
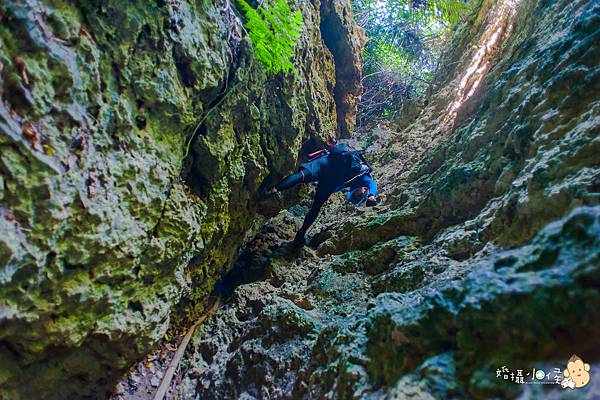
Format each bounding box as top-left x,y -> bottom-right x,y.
177,0 -> 600,398
1,0 -> 599,398
0,0 -> 363,398
319,0 -> 366,138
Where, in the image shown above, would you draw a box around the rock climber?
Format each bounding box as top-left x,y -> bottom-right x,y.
264,143 -> 378,246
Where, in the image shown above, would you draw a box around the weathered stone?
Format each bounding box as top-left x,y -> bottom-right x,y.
179,0 -> 600,398
0,0 -> 364,398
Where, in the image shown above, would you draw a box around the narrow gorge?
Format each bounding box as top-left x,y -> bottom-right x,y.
0,0 -> 599,399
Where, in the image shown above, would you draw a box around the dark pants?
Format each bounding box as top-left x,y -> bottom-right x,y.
275,168 -> 318,191
276,168 -> 333,239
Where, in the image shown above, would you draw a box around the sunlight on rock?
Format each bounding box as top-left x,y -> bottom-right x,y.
2,0 -> 599,399
446,0 -> 522,123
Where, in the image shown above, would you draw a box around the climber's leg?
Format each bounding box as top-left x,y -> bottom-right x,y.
293,183 -> 332,246
276,168 -> 310,191
263,168 -> 315,199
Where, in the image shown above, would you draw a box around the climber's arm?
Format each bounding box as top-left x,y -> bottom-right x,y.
364,175 -> 378,197
364,175 -> 378,206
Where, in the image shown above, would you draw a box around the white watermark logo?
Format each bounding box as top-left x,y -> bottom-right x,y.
496,354 -> 592,390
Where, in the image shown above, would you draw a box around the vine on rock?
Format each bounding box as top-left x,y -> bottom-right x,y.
183,0 -> 302,159
237,0 -> 303,75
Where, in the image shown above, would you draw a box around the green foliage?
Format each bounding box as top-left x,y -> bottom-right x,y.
237,0 -> 303,75
416,0 -> 470,24
352,0 -> 473,124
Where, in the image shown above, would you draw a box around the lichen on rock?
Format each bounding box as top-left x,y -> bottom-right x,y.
0,0 -> 364,398
2,0 -> 599,397
177,0 -> 600,398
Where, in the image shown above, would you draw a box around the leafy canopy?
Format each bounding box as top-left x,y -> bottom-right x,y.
237,0 -> 303,75
353,0 -> 472,124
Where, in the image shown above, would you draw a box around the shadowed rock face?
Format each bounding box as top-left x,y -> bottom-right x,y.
179,0 -> 600,398
319,0 -> 366,138
0,0 -> 363,398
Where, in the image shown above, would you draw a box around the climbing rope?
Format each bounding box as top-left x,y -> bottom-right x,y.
182,76 -> 244,159
182,4 -> 256,160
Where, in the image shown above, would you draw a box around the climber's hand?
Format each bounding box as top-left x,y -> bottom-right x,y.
261,186 -> 279,200
366,196 -> 377,207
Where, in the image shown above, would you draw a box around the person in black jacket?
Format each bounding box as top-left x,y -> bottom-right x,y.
265,146 -> 377,246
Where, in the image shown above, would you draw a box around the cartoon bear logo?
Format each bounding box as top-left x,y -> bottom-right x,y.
561,354 -> 591,390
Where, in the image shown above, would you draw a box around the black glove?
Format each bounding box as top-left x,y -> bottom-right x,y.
366,196 -> 377,207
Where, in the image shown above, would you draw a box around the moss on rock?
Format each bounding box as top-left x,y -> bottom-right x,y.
0,0 -> 364,398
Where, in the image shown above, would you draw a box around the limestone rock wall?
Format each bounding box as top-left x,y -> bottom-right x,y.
179,0 -> 600,398
0,0 -> 363,398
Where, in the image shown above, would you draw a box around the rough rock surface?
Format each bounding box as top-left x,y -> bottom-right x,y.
180,0 -> 600,398
0,0 -> 363,398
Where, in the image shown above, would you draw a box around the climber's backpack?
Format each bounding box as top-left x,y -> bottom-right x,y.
329,143 -> 370,182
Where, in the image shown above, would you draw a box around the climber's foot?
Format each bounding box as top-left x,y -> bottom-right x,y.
292,233 -> 306,247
